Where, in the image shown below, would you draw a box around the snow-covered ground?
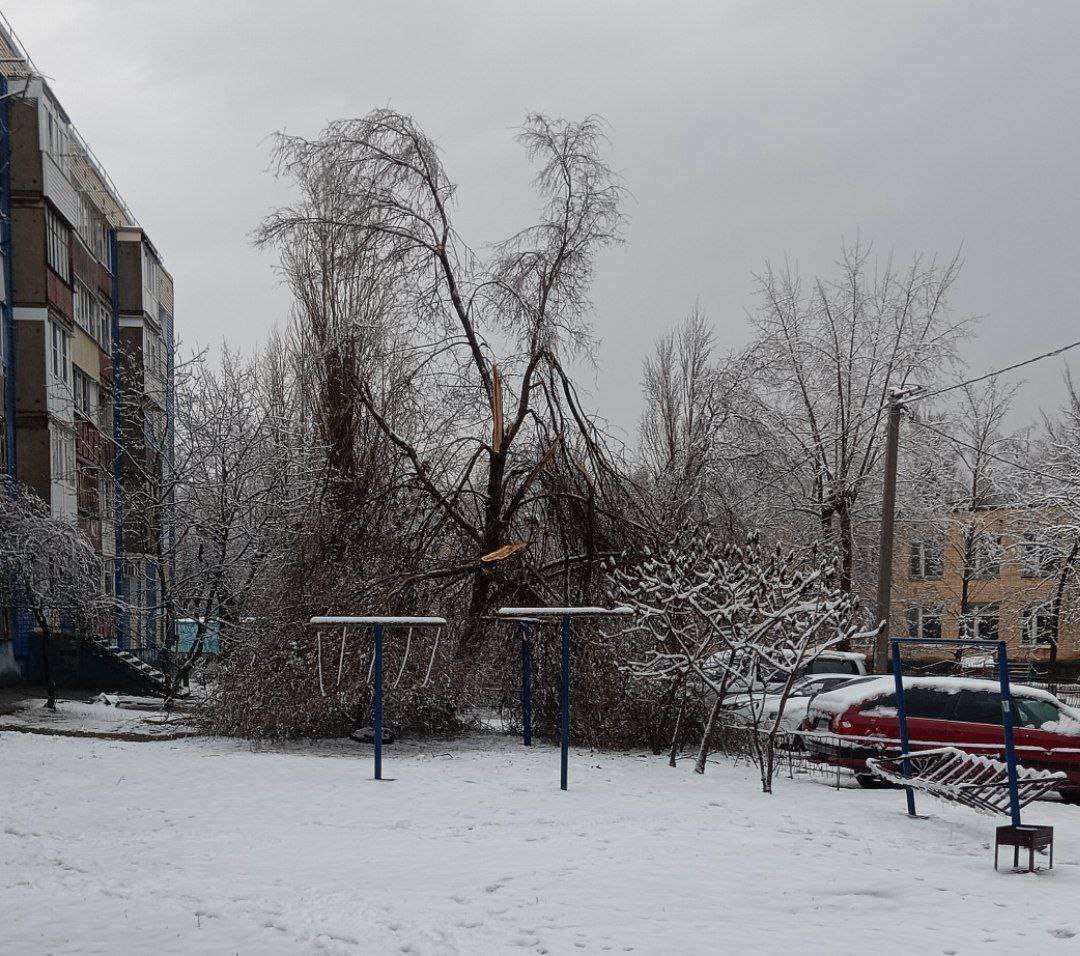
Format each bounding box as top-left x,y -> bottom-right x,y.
2,719 -> 1079,955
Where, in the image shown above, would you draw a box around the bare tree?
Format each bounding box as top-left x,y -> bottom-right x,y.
257,110 -> 639,655
745,241 -> 968,592
0,479 -> 103,709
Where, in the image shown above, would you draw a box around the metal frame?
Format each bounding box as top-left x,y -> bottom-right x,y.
498,607 -> 633,790
308,616 -> 447,780
890,638 -> 1022,825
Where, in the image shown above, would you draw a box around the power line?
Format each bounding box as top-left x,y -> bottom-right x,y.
906,414 -> 1080,489
906,338 -> 1080,404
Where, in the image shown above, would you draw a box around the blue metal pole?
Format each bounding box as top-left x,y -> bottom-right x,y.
560,613 -> 570,791
374,623 -> 384,781
996,641 -> 1022,827
521,622 -> 532,747
890,639 -> 916,817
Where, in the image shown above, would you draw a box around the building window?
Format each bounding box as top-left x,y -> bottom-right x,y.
961,603 -> 1000,641
50,424 -> 75,483
73,368 -> 97,419
100,474 -> 115,522
46,206 -> 70,283
1021,603 -> 1056,647
1020,532 -> 1062,577
142,246 -> 159,299
909,539 -> 944,579
967,532 -> 1002,580
96,298 -> 112,351
74,281 -> 94,334
906,605 -> 942,641
49,320 -> 71,385
102,558 -> 116,599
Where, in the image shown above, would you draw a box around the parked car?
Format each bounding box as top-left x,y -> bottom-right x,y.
704,650 -> 868,691
723,674 -> 865,733
802,676 -> 1080,802
760,651 -> 868,691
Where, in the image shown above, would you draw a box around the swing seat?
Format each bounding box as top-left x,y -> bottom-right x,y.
351,725 -> 397,745
866,747 -> 1066,816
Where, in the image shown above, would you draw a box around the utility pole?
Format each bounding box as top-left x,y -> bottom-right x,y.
873,393 -> 903,674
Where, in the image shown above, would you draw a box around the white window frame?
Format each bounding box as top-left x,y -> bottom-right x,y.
45,206 -> 70,283
1021,603 -> 1056,647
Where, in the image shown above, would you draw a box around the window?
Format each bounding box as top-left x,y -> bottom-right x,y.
1021,532 -> 1062,577
906,605 -> 942,641
49,320 -> 70,385
74,282 -> 94,334
102,558 -> 116,599
909,539 -> 944,579
46,206 -> 70,283
967,532 -> 1001,579
954,690 -> 1003,725
1021,603 -> 1056,647
961,603 -> 1000,642
96,298 -> 112,351
100,474 -> 114,522
1013,697 -> 1063,729
902,689 -> 957,721
50,424 -> 74,483
142,246 -> 159,298
73,368 -> 97,419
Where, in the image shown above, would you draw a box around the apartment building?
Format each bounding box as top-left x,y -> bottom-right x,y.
0,19 -> 174,689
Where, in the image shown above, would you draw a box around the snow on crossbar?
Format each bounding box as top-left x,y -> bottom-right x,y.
497,606 -> 634,617
309,616 -> 447,626
867,747 -> 1066,816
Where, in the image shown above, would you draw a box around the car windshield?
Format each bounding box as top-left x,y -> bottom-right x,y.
790,675 -> 851,697
1012,697 -> 1062,729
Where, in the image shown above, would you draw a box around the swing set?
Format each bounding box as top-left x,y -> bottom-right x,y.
309,616 -> 446,780
308,606 -> 633,789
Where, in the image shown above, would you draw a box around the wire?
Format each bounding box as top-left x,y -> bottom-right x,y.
906,414 -> 1080,488
906,339 -> 1080,405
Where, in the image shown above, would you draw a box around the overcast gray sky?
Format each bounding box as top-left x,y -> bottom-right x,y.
8,1 -> 1080,439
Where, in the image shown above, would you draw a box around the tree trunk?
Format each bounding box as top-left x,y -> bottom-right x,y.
667,691 -> 687,768
39,622 -> 57,711
694,693 -> 724,774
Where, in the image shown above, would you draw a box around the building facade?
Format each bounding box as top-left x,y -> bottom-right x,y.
886,509 -> 1080,673
0,19 -> 174,687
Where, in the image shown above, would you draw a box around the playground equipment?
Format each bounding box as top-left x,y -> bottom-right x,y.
308,616 -> 446,780
497,606 -> 634,790
879,637 -> 1059,871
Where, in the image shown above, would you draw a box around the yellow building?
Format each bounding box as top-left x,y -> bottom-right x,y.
888,508 -> 1078,673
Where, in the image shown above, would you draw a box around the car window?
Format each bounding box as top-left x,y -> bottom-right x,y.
806,658 -> 859,676
902,689 -> 957,720
1013,697 -> 1062,729
954,690 -> 1003,724
860,693 -> 896,714
859,689 -> 956,719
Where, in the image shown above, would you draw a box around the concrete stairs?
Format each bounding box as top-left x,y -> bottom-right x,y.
85,637 -> 171,697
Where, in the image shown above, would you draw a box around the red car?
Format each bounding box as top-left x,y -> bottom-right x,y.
803,676 -> 1080,803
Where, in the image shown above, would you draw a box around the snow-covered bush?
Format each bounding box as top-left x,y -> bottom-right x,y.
608,533 -> 871,791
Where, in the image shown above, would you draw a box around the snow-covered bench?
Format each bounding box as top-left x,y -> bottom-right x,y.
866,747 -> 1066,816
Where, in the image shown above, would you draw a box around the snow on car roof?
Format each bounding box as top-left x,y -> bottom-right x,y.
807,675 -> 1060,716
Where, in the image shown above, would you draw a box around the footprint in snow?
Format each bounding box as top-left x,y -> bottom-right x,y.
1050,929 -> 1077,939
